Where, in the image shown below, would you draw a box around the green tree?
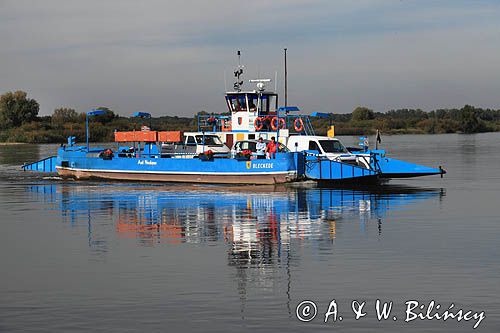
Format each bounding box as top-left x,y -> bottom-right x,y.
0,91 -> 39,128
93,107 -> 117,124
352,106 -> 375,121
51,107 -> 79,124
460,105 -> 481,133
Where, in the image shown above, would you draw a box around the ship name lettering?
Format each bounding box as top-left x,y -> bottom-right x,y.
137,160 -> 157,166
253,163 -> 273,169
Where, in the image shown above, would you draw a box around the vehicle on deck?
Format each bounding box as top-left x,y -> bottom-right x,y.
161,133 -> 230,158
285,135 -> 370,168
231,139 -> 289,158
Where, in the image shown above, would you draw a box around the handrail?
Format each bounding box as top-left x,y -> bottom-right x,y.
197,114 -> 230,132
303,151 -> 378,172
284,115 -> 315,135
369,152 -> 382,173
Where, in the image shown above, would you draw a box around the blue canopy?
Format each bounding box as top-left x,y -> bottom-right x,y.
278,106 -> 300,112
132,111 -> 151,118
87,109 -> 106,116
310,112 -> 331,118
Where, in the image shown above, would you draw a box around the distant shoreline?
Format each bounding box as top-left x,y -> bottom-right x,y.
1,131 -> 499,146
1,104 -> 499,144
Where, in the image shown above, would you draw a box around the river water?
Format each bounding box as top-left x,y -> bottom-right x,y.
0,133 -> 499,332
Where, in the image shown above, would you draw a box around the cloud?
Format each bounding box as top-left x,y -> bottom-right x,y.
1,0 -> 500,116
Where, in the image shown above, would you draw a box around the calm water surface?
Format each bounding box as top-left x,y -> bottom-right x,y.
0,133 -> 499,332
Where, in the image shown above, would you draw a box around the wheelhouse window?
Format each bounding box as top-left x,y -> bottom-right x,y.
247,94 -> 258,111
226,94 -> 248,112
319,140 -> 347,153
258,94 -> 278,114
237,95 -> 247,111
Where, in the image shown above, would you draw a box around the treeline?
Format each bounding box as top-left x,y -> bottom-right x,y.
310,106 -> 500,135
1,90 -> 500,143
0,91 -> 196,143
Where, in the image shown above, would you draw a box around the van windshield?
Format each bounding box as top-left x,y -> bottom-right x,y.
195,135 -> 224,146
319,140 -> 347,153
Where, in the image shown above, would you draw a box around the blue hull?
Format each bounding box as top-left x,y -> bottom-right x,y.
54,147 -> 298,185
21,147 -> 445,185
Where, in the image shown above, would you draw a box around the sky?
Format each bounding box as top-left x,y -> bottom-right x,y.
1,0 -> 500,117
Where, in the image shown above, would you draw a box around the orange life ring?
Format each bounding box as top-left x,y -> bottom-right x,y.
270,117 -> 286,131
294,117 -> 304,132
270,117 -> 278,130
254,117 -> 264,131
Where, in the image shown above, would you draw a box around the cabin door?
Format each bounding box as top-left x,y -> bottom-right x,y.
225,134 -> 234,149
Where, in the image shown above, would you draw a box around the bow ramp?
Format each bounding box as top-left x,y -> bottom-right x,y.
303,153 -> 380,184
375,156 -> 446,178
21,156 -> 57,173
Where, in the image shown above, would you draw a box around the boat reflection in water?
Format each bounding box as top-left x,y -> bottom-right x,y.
26,182 -> 444,255
26,182 -> 444,316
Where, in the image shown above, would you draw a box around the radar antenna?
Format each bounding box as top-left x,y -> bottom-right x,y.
233,50 -> 244,92
249,78 -> 271,92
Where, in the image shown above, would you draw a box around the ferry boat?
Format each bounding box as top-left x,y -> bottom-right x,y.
21,53 -> 445,184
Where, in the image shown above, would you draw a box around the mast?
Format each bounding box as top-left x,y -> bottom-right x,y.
284,48 -> 288,107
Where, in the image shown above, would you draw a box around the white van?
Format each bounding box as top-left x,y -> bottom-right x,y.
286,135 -> 370,168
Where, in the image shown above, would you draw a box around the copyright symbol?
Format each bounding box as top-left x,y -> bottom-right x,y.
296,300 -> 317,322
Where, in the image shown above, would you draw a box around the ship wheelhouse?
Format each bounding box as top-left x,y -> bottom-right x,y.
225,91 -> 278,132
195,54 -> 306,148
